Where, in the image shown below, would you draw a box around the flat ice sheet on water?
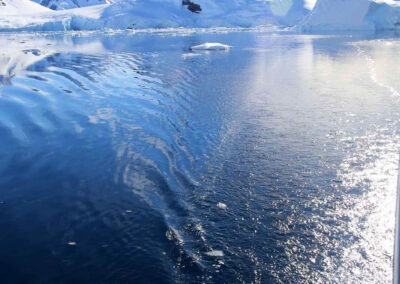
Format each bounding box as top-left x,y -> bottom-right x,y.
205,250 -> 224,257
190,43 -> 231,51
181,53 -> 202,59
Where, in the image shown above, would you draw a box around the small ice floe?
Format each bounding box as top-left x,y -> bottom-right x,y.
205,250 -> 224,257
190,43 -> 232,51
125,210 -> 132,213
181,53 -> 202,59
217,202 -> 227,210
67,242 -> 77,246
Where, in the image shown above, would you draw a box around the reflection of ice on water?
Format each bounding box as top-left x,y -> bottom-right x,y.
0,35 -> 105,86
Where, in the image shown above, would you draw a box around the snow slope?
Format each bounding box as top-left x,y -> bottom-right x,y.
0,0 -> 314,31
31,0 -> 109,11
299,0 -> 400,31
0,0 -> 106,31
0,0 -> 50,14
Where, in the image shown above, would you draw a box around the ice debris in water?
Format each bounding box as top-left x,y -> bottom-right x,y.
181,53 -> 202,59
205,250 -> 224,257
190,43 -> 232,51
217,202 -> 227,210
68,242 -> 77,246
166,227 -> 184,245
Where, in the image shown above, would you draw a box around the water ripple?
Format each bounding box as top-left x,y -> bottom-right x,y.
1,32 -> 400,283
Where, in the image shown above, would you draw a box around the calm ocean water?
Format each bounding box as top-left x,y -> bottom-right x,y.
0,30 -> 400,283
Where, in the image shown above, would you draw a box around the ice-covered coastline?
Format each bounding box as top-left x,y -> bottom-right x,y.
1,0 -> 400,32
0,0 -> 312,32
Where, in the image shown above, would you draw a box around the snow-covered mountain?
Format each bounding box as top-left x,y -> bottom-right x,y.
299,0 -> 400,31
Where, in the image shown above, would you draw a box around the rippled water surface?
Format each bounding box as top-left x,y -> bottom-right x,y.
1,30 -> 400,283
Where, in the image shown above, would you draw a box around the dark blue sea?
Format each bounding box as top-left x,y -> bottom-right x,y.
0,30 -> 400,283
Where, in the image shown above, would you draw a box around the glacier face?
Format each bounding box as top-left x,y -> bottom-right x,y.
96,0 -> 314,29
3,0 -> 400,31
299,0 -> 400,31
0,0 -> 314,31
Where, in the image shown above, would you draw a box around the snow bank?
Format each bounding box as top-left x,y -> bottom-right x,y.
0,0 -> 314,31
299,0 -> 400,31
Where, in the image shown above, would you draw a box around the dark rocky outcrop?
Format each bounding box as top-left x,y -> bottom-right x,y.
182,0 -> 201,14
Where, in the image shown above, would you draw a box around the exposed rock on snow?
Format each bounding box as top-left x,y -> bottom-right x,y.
299,0 -> 400,31
182,0 -> 201,13
190,43 -> 231,50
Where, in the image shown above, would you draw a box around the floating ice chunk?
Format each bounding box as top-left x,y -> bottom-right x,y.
217,202 -> 227,210
125,209 -> 132,213
181,53 -> 202,59
68,242 -> 77,246
205,250 -> 224,257
190,43 -> 232,51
